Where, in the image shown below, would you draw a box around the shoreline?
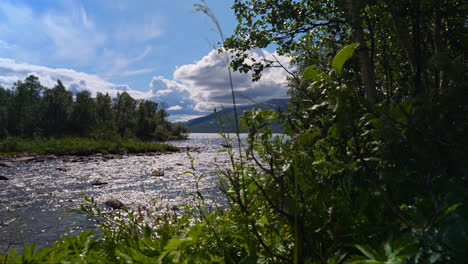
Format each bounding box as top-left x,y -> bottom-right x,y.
0,136 -> 195,158
0,146 -> 200,165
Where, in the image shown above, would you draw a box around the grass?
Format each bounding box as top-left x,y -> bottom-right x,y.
0,136 -> 179,156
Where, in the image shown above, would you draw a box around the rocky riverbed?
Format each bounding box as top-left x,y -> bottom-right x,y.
0,133 -> 237,252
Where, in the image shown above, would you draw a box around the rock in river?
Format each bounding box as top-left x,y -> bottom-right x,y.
92,179 -> 108,186
105,199 -> 124,209
151,169 -> 164,177
0,176 -> 8,180
14,157 -> 35,162
0,161 -> 15,168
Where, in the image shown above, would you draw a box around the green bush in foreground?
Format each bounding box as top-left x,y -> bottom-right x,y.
1,85 -> 465,263
1,66 -> 466,263
0,137 -> 178,156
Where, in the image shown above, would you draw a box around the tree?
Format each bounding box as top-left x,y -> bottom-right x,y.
212,1 -> 467,263
10,75 -> 44,136
136,100 -> 158,140
90,92 -> 119,140
0,85 -> 12,137
224,0 -> 466,102
71,90 -> 97,136
95,92 -> 114,123
42,80 -> 73,136
113,92 -> 137,138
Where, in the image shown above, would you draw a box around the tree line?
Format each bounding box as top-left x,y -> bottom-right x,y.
0,75 -> 188,141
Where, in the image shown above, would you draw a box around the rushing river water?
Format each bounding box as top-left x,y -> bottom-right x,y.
0,133 -> 247,252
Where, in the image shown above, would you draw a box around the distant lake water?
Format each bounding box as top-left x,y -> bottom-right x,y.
0,133 -> 263,252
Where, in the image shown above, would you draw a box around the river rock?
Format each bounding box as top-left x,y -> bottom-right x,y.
105,199 -> 124,209
0,176 -> 8,180
56,167 -> 68,172
92,179 -> 108,186
0,161 -> 15,168
45,154 -> 57,160
151,169 -> 164,176
14,157 -> 35,162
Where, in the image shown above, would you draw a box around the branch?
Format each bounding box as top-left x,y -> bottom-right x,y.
351,117 -> 413,228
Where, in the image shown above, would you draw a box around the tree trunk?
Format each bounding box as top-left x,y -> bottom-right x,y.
346,0 -> 378,104
389,1 -> 424,95
411,0 -> 423,94
433,0 -> 448,94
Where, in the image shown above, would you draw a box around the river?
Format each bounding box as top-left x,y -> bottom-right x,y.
0,133 -> 247,252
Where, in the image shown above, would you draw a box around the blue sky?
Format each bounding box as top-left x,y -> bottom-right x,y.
0,0 -> 290,121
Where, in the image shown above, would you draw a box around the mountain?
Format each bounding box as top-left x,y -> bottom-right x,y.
185,99 -> 288,133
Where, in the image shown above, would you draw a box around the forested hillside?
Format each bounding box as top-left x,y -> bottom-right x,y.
0,76 -> 188,141
185,98 -> 287,132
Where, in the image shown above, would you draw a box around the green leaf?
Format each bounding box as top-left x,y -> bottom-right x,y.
196,173 -> 204,186
436,203 -> 461,223
304,65 -> 322,81
355,244 -> 378,260
332,43 -> 359,73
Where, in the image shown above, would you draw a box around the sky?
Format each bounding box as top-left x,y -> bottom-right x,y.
0,0 -> 291,122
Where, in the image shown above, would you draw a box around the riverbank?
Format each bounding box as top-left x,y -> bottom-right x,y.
0,137 -> 181,156
0,134 -> 225,253
0,147 -> 200,168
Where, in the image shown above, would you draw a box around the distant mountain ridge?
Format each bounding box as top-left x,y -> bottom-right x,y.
185,99 -> 288,133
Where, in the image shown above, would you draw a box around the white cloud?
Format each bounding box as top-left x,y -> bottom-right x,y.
99,46 -> 154,77
173,49 -> 291,112
168,114 -> 205,123
121,68 -> 155,77
167,105 -> 182,111
149,76 -> 187,97
136,46 -> 152,61
0,58 -> 152,99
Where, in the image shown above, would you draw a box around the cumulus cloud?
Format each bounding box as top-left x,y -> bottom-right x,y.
0,58 -> 152,99
167,105 -> 182,111
149,76 -> 187,97
173,49 -> 291,112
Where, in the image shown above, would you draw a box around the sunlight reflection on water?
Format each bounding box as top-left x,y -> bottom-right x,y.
0,133 -> 235,251
0,133 -> 285,251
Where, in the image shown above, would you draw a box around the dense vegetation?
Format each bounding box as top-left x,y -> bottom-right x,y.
0,76 -> 188,142
1,0 -> 466,263
0,136 -> 178,155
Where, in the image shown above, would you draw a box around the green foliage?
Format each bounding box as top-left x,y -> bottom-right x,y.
2,0 -> 466,263
0,137 -> 178,155
332,43 -> 359,74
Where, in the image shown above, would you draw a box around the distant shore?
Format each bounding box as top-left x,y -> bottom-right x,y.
0,137 -> 191,157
